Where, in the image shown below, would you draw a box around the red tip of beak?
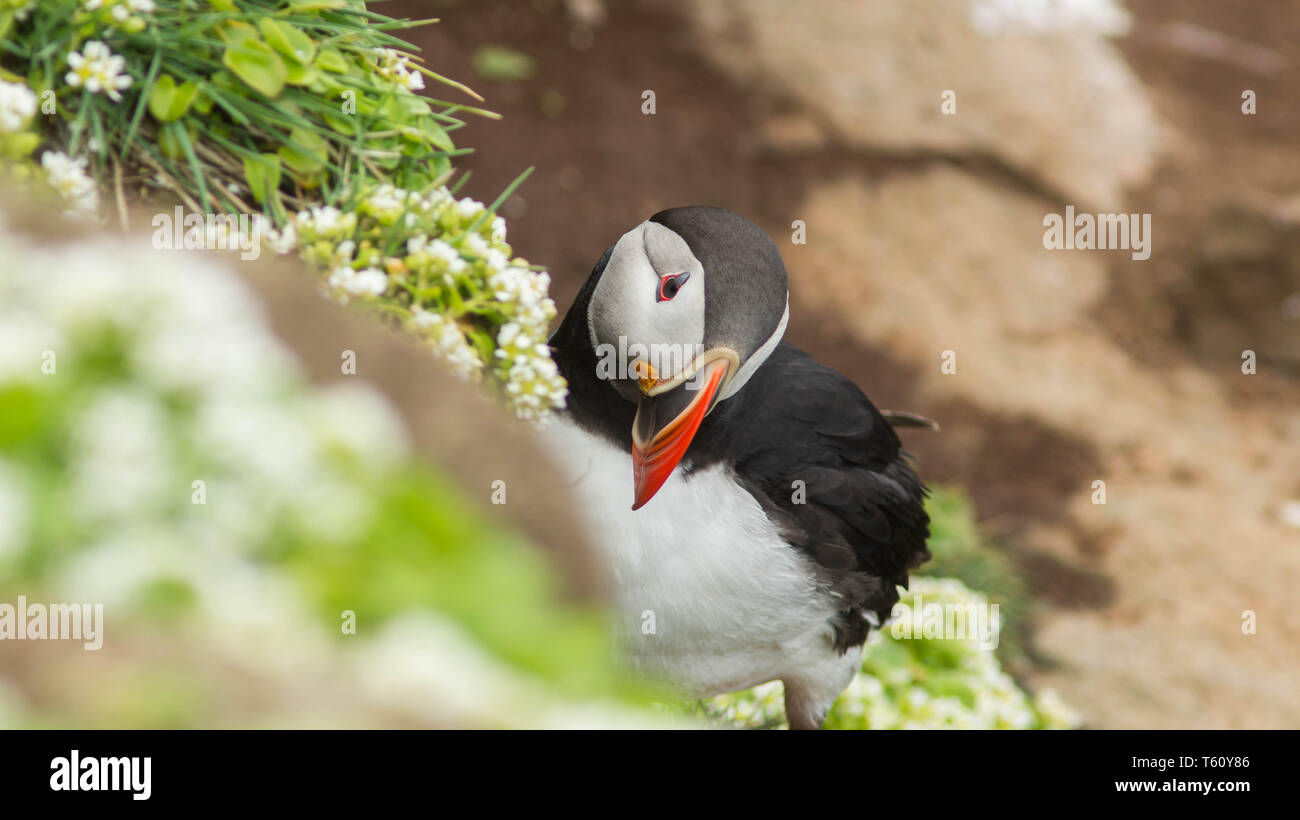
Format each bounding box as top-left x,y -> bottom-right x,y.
631,361 -> 728,510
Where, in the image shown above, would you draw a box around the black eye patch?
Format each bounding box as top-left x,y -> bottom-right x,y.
657,271 -> 690,302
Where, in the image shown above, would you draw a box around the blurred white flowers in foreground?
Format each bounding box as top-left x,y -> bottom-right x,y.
40,151 -> 100,218
0,211 -> 664,729
0,80 -> 36,133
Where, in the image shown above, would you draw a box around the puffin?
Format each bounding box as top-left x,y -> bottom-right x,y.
542,206 -> 932,729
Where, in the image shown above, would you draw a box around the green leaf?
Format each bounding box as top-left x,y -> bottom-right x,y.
242,153 -> 282,204
218,20 -> 260,47
428,154 -> 451,182
278,127 -> 328,175
208,0 -> 238,11
258,17 -> 317,65
148,75 -> 201,123
158,124 -> 185,160
323,111 -> 355,136
378,95 -> 405,121
222,38 -> 287,99
284,62 -> 320,87
420,118 -> 454,152
471,45 -> 536,83
210,70 -> 239,91
1,131 -> 39,159
316,49 -> 350,74
398,95 -> 432,116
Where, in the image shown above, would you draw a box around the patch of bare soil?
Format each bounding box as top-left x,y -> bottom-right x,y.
394,0 -> 1300,727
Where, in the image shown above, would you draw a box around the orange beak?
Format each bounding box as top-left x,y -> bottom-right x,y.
630,358 -> 729,510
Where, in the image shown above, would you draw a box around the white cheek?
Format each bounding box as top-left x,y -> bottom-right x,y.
645,279 -> 705,370
589,224 -> 705,379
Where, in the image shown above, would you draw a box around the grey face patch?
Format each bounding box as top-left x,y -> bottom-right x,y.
587,221 -> 707,385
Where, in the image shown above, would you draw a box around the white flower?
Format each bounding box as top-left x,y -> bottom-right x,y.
456,197 -> 485,221
461,232 -> 491,259
410,305 -> 439,330
332,240 -> 356,264
0,80 -> 37,133
310,381 -> 409,465
327,266 -> 387,299
362,184 -> 427,226
406,233 -> 428,256
374,48 -> 425,92
496,322 -> 566,418
71,390 -> 173,521
422,237 -> 467,275
197,396 -> 320,490
353,267 -> 388,295
265,222 -> 298,255
423,187 -> 452,212
484,248 -> 509,272
398,66 -> 424,92
410,308 -> 481,380
296,204 -> 356,242
65,41 -> 133,102
84,0 -> 155,23
306,205 -> 341,232
40,151 -> 99,218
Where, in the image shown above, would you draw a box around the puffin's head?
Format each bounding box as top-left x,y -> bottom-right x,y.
586,206 -> 790,509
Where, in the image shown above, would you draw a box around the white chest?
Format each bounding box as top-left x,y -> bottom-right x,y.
539,418 -> 841,696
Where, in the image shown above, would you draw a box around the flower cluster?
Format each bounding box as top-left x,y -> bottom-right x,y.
288,184 -> 566,419
413,306 -> 483,380
2,3 -> 569,422
65,41 -> 134,102
696,577 -> 1081,730
82,0 -> 156,31
40,151 -> 99,219
0,80 -> 36,133
374,48 -> 426,92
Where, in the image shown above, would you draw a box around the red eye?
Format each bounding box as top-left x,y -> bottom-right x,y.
657,271 -> 690,302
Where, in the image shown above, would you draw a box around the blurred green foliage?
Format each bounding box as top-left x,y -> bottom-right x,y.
472,44 -> 536,83
0,224 -> 653,727
919,485 -> 1033,662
